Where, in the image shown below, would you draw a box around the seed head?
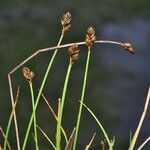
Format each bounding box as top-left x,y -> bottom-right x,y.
61,12 -> 72,32
22,67 -> 34,83
68,44 -> 80,64
85,26 -> 96,48
122,42 -> 135,55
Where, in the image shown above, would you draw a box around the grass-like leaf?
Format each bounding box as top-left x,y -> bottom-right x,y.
81,101 -> 113,150
42,94 -> 68,143
56,61 -> 72,150
85,133 -> 96,150
37,125 -> 56,150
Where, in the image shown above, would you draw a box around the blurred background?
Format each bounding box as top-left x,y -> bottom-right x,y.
0,0 -> 150,149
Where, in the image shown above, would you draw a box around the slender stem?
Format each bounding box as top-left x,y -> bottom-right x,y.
29,83 -> 39,150
81,102 -> 113,150
22,30 -> 64,150
3,103 -> 17,150
73,47 -> 91,150
85,133 -> 96,150
8,40 -> 124,75
129,86 -> 150,150
56,60 -> 72,150
4,87 -> 19,150
37,125 -> 57,150
8,76 -> 20,150
137,136 -> 150,150
42,94 -> 68,144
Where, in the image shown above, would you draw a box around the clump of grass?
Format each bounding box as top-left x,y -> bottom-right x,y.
2,11 -> 150,150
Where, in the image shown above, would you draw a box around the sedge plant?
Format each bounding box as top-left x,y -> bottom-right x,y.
22,12 -> 71,150
56,44 -> 80,150
3,11 -> 150,150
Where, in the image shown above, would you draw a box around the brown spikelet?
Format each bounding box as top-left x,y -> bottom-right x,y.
61,12 -> 72,32
85,26 -> 96,48
22,67 -> 34,83
122,42 -> 135,55
68,44 -> 80,64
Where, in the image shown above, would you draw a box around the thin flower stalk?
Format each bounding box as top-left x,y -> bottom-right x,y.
73,27 -> 96,150
22,67 -> 39,149
22,19 -> 67,150
56,44 -> 79,150
29,83 -> 39,150
73,48 -> 91,150
56,60 -> 73,150
22,32 -> 64,150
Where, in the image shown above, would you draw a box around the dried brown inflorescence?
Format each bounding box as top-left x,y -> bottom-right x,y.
61,12 -> 72,32
122,42 -> 135,55
68,44 -> 80,64
22,67 -> 34,83
85,26 -> 96,48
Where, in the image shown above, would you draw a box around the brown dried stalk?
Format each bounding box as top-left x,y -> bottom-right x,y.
129,86 -> 150,150
0,127 -> 12,150
137,136 -> 150,150
7,75 -> 20,150
85,133 -> 96,150
64,128 -> 76,150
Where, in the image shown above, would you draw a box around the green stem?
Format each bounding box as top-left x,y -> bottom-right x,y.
56,60 -> 72,150
3,103 -> 17,150
73,47 -> 91,150
29,83 -> 39,150
37,125 -> 57,150
22,30 -> 64,150
81,102 -> 113,150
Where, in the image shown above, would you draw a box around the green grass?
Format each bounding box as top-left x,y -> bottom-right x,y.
1,11 -> 150,150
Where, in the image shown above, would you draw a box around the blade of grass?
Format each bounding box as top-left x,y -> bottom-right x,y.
41,94 -> 68,143
37,125 -> 57,150
101,140 -> 106,150
137,136 -> 150,150
29,83 -> 39,150
0,126 -> 12,150
3,87 -> 19,150
81,101 -> 113,150
8,76 -> 21,150
85,133 -> 96,150
73,47 -> 91,150
64,128 -> 76,150
56,60 -> 73,150
129,86 -> 150,150
22,30 -> 64,150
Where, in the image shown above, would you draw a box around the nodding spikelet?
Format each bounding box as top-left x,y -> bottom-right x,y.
22,67 -> 34,83
61,12 -> 72,32
122,42 -> 135,55
85,26 -> 96,48
68,44 -> 80,64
